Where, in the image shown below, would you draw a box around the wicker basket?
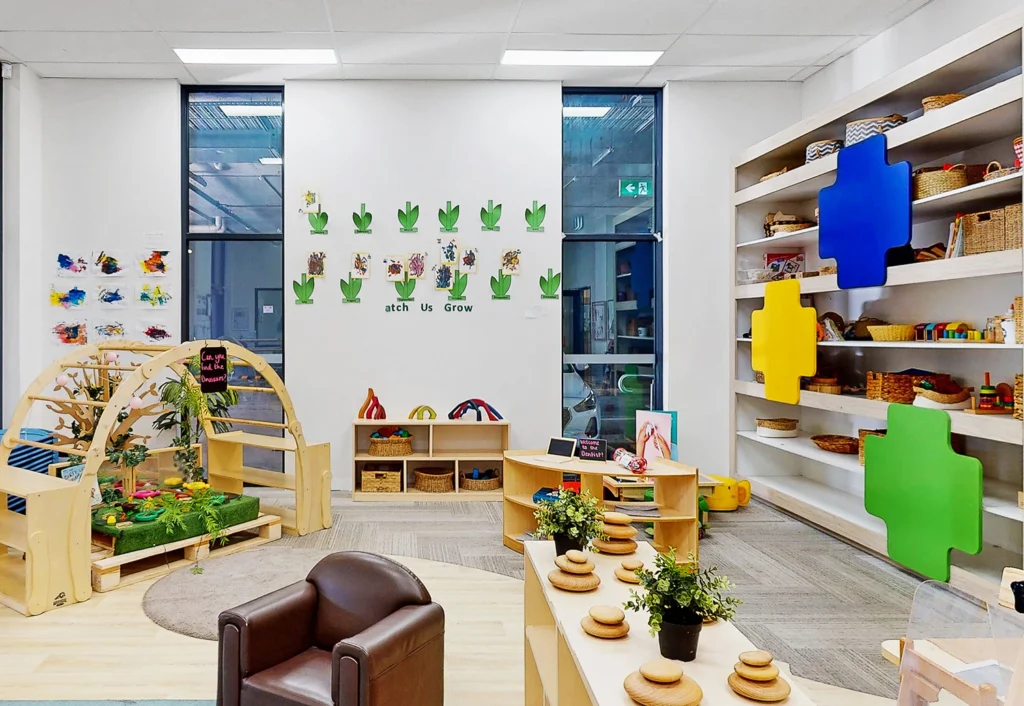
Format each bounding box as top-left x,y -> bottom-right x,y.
867,371 -> 950,404
913,165 -> 968,200
759,167 -> 789,183
805,139 -> 843,163
818,265 -> 837,275
459,473 -> 501,492
361,469 -> 402,493
867,324 -> 916,342
913,386 -> 972,405
764,211 -> 814,238
922,93 -> 966,112
845,114 -> 907,145
1006,203 -> 1022,251
368,435 -> 414,457
1015,374 -> 1023,421
858,429 -> 886,466
754,370 -> 765,384
964,208 -> 1006,255
756,418 -> 798,431
983,161 -> 1020,182
811,434 -> 858,454
414,467 -> 454,493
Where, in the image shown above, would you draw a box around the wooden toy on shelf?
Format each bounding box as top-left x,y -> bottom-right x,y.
592,512 -> 638,555
548,549 -> 601,592
964,372 -> 1016,415
623,658 -> 704,706
727,651 -> 791,702
408,404 -> 436,419
358,387 -> 386,419
448,398 -> 503,421
581,604 -> 630,639
615,558 -> 644,583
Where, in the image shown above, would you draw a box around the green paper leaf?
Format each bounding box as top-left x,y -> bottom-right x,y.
398,201 -> 420,232
526,201 -> 547,231
449,270 -> 468,301
540,268 -> 562,299
339,273 -> 362,303
309,211 -> 328,234
293,273 -> 315,304
490,269 -> 512,300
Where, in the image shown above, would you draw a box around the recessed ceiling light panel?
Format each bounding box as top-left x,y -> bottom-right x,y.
174,48 -> 337,65
502,50 -> 662,67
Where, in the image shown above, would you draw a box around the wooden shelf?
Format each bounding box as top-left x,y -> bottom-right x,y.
737,337 -> 1022,350
209,431 -> 296,452
352,418 -> 510,426
735,249 -> 1023,299
734,379 -> 1023,445
352,489 -> 504,502
737,431 -> 862,474
354,450 -> 504,461
524,625 -> 558,705
505,493 -> 694,521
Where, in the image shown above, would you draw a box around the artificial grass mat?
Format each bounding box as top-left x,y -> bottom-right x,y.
92,494 -> 260,555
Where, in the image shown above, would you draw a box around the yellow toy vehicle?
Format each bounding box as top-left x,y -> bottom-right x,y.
705,475 -> 751,511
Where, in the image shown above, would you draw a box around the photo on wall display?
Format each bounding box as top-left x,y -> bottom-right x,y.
434,263 -> 454,290
636,410 -> 677,462
53,321 -> 88,345
93,321 -> 126,339
97,285 -> 130,308
138,250 -> 170,276
306,251 -> 326,278
55,253 -> 88,277
299,190 -> 320,214
438,238 -> 458,265
49,285 -> 87,310
500,248 -> 522,276
139,322 -> 174,343
92,251 -> 126,276
460,248 -> 478,274
407,252 -> 428,279
351,252 -> 370,279
384,256 -> 407,282
138,283 -> 172,308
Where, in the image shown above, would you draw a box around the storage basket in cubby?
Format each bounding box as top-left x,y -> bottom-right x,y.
361,469 -> 401,493
858,429 -> 886,466
459,472 -> 501,492
1005,203 -> 1022,250
866,371 -> 950,404
845,114 -> 906,145
964,208 -> 1005,255
1015,374 -> 1023,421
414,467 -> 454,493
368,435 -> 414,457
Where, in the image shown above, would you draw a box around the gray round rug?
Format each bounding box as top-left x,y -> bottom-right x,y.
143,546 -> 334,640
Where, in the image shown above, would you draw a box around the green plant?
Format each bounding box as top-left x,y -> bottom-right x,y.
438,201 -> 460,232
480,199 -> 502,231
158,488 -> 228,574
490,269 -> 512,300
623,548 -> 741,635
293,273 -> 315,304
448,270 -> 469,301
533,487 -> 604,546
525,200 -> 546,232
398,201 -> 419,232
308,211 -> 329,234
539,268 -> 561,299
107,444 -> 149,469
352,203 -> 373,233
395,275 -> 416,302
339,273 -> 362,303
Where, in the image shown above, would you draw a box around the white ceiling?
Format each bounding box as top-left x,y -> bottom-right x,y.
0,0 -> 933,84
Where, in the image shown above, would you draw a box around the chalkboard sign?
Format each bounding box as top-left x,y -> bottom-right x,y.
199,346 -> 228,393
577,438 -> 608,461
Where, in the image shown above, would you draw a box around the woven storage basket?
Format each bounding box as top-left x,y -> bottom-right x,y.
756,418 -> 798,432
754,370 -> 765,384
983,161 -> 1020,182
867,371 -> 950,404
811,434 -> 858,454
845,114 -> 907,145
1015,374 -> 1023,421
818,265 -> 837,275
805,139 -> 843,163
414,467 -> 454,493
759,167 -> 788,182
964,208 -> 1006,255
1006,203 -> 1022,251
858,429 -> 886,466
913,165 -> 967,200
459,473 -> 501,492
1016,296 -> 1023,345
913,386 -> 972,405
922,93 -> 966,112
868,324 -> 916,342
361,469 -> 401,493
368,434 -> 414,457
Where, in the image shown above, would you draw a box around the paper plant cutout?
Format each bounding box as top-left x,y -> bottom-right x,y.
750,279 -> 816,404
352,203 -> 373,234
864,404 -> 982,581
293,273 -> 315,304
398,201 -> 419,232
525,201 -> 546,232
339,273 -> 362,303
439,201 -> 460,232
480,200 -> 502,231
818,134 -> 911,289
395,275 -> 416,302
309,211 -> 328,235
490,269 -> 512,300
449,270 -> 469,301
539,269 -> 560,299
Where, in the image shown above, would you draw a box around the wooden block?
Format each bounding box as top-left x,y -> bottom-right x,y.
184,543 -> 210,562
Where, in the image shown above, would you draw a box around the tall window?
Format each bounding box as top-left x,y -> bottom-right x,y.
182,88 -> 285,469
562,91 -> 661,454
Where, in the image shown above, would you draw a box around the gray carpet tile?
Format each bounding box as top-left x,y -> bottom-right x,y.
250,490 -> 910,696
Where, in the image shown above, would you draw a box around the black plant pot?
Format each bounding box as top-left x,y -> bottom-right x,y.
553,533 -> 586,556
658,615 -> 703,662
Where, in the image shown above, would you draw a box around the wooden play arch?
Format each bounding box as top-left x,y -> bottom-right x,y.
0,340 -> 331,616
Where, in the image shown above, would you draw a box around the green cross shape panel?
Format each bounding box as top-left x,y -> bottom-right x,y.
864,404 -> 982,581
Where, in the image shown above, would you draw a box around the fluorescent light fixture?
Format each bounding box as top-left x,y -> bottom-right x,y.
259,157 -> 283,165
502,50 -> 662,67
563,106 -> 611,118
221,105 -> 283,117
174,48 -> 337,65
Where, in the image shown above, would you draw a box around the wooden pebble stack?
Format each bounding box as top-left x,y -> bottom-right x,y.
548,549 -> 601,592
593,511 -> 639,555
623,658 -> 703,706
581,605 -> 630,639
727,651 -> 791,702
615,558 -> 644,583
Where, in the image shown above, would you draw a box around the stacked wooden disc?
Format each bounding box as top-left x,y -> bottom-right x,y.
623,658 -> 703,706
615,558 -> 644,583
727,651 -> 791,702
548,549 -> 601,592
593,511 -> 638,555
581,605 -> 630,639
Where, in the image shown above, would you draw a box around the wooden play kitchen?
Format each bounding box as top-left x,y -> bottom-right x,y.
503,451 -> 699,561
524,541 -> 816,706
0,340 -> 331,616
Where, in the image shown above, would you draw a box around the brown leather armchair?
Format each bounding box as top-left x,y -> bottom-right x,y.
218,551 -> 445,706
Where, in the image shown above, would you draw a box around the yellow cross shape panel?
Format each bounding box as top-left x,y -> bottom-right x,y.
751,279 -> 817,404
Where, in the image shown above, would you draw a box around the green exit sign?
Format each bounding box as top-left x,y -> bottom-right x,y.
619,179 -> 652,197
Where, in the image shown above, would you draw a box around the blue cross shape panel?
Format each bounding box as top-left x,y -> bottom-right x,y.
818,133 -> 911,289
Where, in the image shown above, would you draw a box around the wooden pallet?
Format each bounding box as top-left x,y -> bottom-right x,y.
90,513 -> 281,592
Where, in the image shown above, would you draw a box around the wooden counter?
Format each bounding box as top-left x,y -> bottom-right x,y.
525,541 -> 816,706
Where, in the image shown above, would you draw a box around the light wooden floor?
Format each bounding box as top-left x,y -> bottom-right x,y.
0,553 -> 891,706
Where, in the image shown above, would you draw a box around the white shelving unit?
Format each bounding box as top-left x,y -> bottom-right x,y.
730,11 -> 1024,601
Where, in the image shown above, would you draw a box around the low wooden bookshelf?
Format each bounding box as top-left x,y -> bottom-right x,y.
351,419 -> 509,501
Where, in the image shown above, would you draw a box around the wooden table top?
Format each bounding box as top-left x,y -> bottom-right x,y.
507,451 -> 696,477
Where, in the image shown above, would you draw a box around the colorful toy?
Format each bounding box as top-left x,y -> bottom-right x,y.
358,387 -> 386,419
370,426 -> 411,439
408,405 -> 437,419
613,447 -> 647,474
448,398 -> 503,421
704,475 -> 751,511
130,490 -> 160,499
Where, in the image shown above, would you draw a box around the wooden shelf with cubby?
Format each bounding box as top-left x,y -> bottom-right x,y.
351,418 -> 509,501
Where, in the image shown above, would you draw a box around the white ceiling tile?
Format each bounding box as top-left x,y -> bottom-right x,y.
27,61 -> 195,81
133,0 -> 331,32
688,0 -> 868,36
514,0 -> 711,34
507,33 -> 680,51
185,63 -> 344,83
639,65 -> 799,84
337,32 -> 505,65
0,45 -> 19,62
161,32 -> 337,50
326,0 -> 521,32
341,64 -> 496,79
0,31 -> 178,63
660,34 -> 850,67
789,65 -> 825,82
855,0 -> 931,35
812,35 -> 871,66
0,0 -> 151,31
495,64 -> 648,85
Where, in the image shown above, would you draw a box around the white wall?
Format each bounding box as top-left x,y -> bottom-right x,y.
284,80 -> 563,490
802,0 -> 1021,115
662,82 -> 802,476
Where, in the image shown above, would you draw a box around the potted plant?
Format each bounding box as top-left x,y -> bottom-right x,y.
623,548 -> 740,661
533,487 -> 604,555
